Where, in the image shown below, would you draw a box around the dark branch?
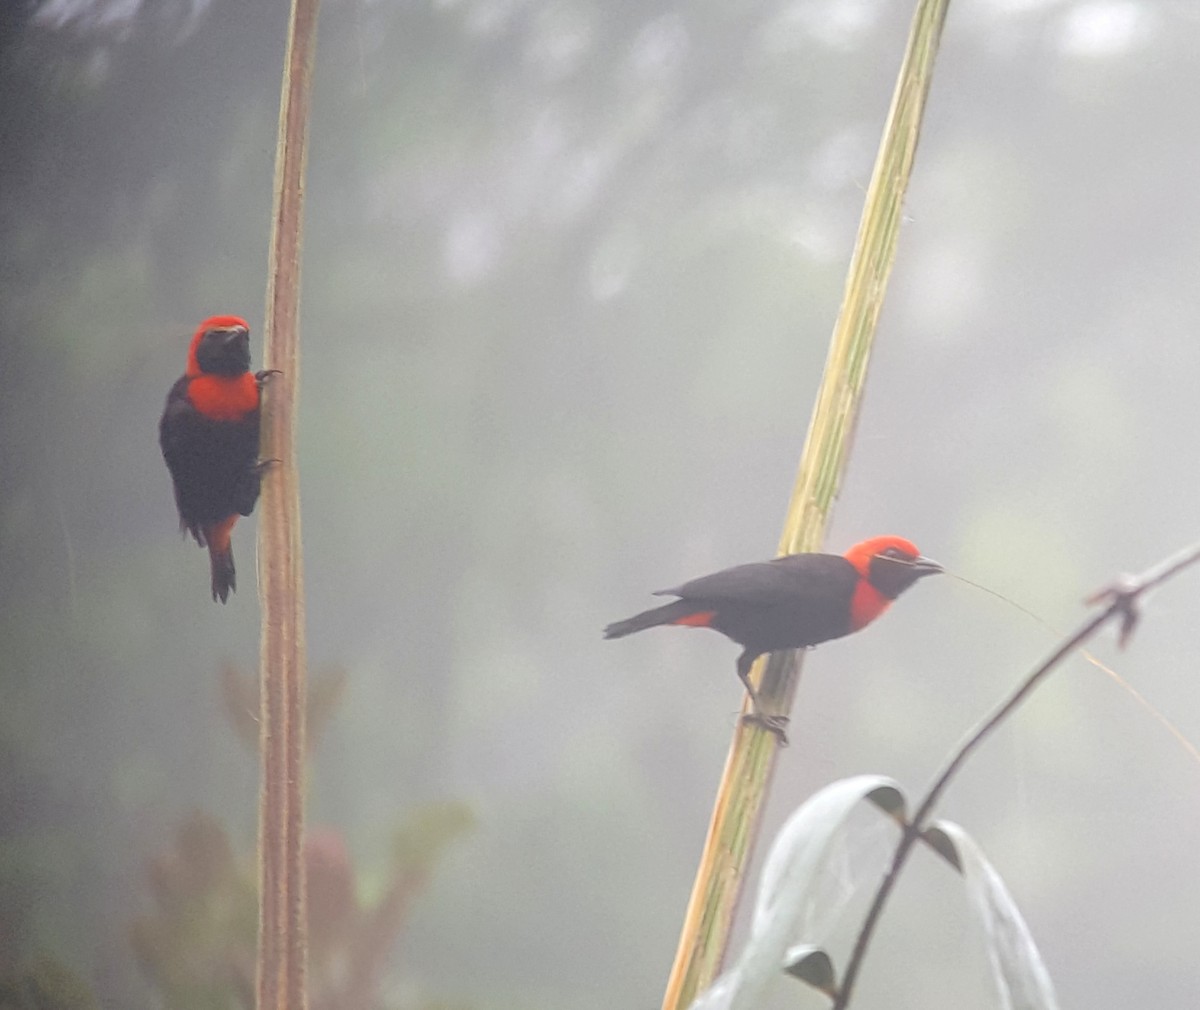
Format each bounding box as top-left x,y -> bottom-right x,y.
832,538 -> 1200,1010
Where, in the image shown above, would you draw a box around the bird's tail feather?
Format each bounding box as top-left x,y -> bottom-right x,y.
204,515 -> 240,603
603,599 -> 698,639
209,542 -> 237,603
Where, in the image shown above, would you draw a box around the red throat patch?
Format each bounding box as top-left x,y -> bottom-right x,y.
849,579 -> 891,631
187,373 -> 259,421
673,610 -> 716,628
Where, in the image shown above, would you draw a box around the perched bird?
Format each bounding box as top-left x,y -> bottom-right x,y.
604,535 -> 942,740
159,315 -> 275,602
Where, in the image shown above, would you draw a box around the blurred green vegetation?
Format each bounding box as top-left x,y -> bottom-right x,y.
4,2 -> 1200,1008
130,804 -> 470,1010
0,956 -> 99,1010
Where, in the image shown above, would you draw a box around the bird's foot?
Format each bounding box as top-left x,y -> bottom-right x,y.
742,711 -> 790,746
255,368 -> 283,387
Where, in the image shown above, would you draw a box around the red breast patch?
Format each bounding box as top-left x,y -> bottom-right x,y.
849,579 -> 891,631
187,373 -> 259,421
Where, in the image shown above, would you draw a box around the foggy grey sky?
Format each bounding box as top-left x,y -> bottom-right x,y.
3,1 -> 1200,1007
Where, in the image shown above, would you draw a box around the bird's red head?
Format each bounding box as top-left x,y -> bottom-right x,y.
840,535 -> 942,631
186,315 -> 252,378
844,535 -> 943,601
844,535 -> 920,576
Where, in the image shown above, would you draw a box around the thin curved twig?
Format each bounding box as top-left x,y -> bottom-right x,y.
832,539 -> 1200,1009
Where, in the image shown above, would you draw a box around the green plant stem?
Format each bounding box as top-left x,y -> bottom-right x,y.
660,2 -> 951,1007
257,1 -> 319,1008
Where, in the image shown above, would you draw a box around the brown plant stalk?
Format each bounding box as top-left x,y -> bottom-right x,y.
257,0 -> 319,1008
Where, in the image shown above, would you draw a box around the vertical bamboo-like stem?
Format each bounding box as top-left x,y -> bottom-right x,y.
257,2 -> 319,1008
660,3 -> 952,1008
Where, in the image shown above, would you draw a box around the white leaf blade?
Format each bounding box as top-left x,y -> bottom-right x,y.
688,774 -> 904,1010
926,821 -> 1059,1010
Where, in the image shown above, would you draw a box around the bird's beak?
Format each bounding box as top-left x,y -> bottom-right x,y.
222,325 -> 249,345
912,555 -> 944,577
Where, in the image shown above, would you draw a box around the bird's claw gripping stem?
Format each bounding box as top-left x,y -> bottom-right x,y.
255,368 -> 283,387
742,711 -> 790,746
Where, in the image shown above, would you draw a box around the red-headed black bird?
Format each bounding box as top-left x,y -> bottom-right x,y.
604,535 -> 942,740
159,315 -> 274,602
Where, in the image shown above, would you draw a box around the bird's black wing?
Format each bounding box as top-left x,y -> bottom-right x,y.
656,553 -> 854,607
157,376 -> 193,467
159,376 -> 207,539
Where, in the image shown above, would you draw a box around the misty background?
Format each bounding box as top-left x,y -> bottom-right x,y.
3,0 -> 1200,1006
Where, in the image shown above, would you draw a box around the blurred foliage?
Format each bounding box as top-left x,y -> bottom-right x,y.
128,813 -> 256,1010
220,663 -> 349,755
0,957 -> 99,1010
6,1 -> 1200,1009
129,804 -> 471,1010
125,663 -> 472,1009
